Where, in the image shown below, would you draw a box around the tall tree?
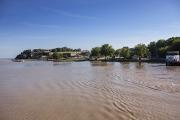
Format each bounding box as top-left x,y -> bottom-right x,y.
148,41 -> 158,58
90,47 -> 101,59
156,39 -> 166,48
120,47 -> 131,59
114,49 -> 121,57
170,38 -> 180,51
135,44 -> 149,62
158,47 -> 168,58
100,44 -> 115,60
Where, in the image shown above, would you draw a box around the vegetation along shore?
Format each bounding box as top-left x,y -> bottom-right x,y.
15,37 -> 180,63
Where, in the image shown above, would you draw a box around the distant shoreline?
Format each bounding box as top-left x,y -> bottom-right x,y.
12,58 -> 166,63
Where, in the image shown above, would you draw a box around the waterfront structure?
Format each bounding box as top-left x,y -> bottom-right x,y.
166,51 -> 180,66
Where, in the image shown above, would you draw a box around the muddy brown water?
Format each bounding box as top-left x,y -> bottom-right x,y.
0,59 -> 180,120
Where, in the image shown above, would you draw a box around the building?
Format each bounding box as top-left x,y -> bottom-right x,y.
166,51 -> 180,66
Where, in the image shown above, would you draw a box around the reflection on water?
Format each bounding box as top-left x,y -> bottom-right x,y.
0,59 -> 180,120
53,62 -> 73,66
135,62 -> 144,69
90,61 -> 113,66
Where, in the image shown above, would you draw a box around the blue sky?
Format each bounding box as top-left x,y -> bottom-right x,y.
0,0 -> 180,58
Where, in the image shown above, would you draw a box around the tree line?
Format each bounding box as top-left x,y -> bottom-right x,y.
90,44 -> 149,61
90,37 -> 180,61
15,37 -> 180,61
16,47 -> 82,59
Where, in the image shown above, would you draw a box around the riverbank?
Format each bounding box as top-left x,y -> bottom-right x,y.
13,58 -> 165,63
90,58 -> 166,63
12,58 -> 89,62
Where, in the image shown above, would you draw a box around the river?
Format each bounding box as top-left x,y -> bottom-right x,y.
0,59 -> 180,120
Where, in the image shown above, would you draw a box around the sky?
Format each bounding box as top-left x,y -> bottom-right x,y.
0,0 -> 180,58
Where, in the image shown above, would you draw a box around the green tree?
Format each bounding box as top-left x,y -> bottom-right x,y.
52,52 -> 63,60
16,49 -> 32,59
90,47 -> 101,59
130,48 -> 135,58
148,41 -> 158,58
156,39 -> 166,48
156,39 -> 167,57
135,44 -> 149,62
52,52 -> 59,60
15,54 -> 24,59
100,44 -> 115,60
120,47 -> 131,59
158,47 -> 168,58
170,38 -> 180,51
114,49 -> 121,57
23,49 -> 32,59
33,49 -> 43,53
166,37 -> 176,46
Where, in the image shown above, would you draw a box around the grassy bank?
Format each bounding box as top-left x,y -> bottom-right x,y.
53,58 -> 89,62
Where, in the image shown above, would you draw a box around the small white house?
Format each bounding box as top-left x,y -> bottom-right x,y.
166,51 -> 180,65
